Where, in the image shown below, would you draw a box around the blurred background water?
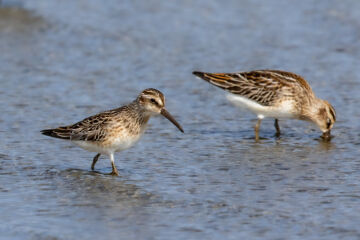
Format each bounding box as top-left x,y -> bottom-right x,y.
0,0 -> 360,239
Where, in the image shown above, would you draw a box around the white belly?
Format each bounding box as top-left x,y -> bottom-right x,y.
72,134 -> 142,155
226,94 -> 296,119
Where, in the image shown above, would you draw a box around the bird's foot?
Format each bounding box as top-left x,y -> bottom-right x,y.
107,169 -> 119,176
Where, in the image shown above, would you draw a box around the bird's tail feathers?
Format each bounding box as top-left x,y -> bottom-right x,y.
41,127 -> 72,140
193,71 -> 235,89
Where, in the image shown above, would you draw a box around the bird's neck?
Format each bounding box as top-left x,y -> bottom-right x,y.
300,97 -> 322,121
130,101 -> 151,125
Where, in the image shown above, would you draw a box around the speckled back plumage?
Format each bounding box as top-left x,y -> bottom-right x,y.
193,70 -> 314,107
41,88 -> 183,175
41,102 -> 150,142
193,69 -> 336,140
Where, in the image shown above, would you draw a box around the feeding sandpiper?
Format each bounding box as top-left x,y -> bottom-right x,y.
41,88 -> 184,176
193,70 -> 336,141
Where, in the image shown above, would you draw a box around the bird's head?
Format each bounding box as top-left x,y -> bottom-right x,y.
312,100 -> 336,141
137,88 -> 184,133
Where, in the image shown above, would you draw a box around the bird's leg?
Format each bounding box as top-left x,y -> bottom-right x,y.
274,119 -> 281,137
254,119 -> 262,141
91,153 -> 101,170
109,153 -> 119,176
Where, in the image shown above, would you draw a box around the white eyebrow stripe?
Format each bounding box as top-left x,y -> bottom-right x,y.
158,98 -> 164,106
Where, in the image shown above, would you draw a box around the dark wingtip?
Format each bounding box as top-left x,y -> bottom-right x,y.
41,128 -> 71,140
41,129 -> 53,136
192,71 -> 205,78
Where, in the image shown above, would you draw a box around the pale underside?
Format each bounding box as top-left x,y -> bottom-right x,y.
72,120 -> 148,155
226,93 -> 297,119
73,134 -> 142,155
193,70 -> 315,120
48,104 -> 151,156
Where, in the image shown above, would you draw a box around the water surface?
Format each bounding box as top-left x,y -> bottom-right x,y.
1,0 -> 360,239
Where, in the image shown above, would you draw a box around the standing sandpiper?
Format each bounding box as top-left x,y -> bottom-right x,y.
193,70 -> 336,141
41,88 -> 184,176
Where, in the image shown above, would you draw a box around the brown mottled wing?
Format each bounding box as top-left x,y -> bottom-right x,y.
68,109 -> 121,141
193,70 -> 313,106
263,70 -> 312,91
42,108 -> 123,141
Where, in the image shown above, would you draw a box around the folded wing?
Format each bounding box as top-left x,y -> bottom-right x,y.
193,70 -> 312,106
41,109 -> 120,141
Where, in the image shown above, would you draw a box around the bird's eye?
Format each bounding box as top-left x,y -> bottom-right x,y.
326,118 -> 331,128
150,98 -> 157,104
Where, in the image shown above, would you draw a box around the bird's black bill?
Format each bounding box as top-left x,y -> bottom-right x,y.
161,108 -> 184,133
321,130 -> 332,141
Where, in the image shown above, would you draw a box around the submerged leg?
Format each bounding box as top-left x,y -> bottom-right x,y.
91,153 -> 101,170
254,119 -> 262,141
109,153 -> 119,176
274,119 -> 281,137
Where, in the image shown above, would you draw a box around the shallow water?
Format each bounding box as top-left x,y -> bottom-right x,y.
1,0 -> 360,239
